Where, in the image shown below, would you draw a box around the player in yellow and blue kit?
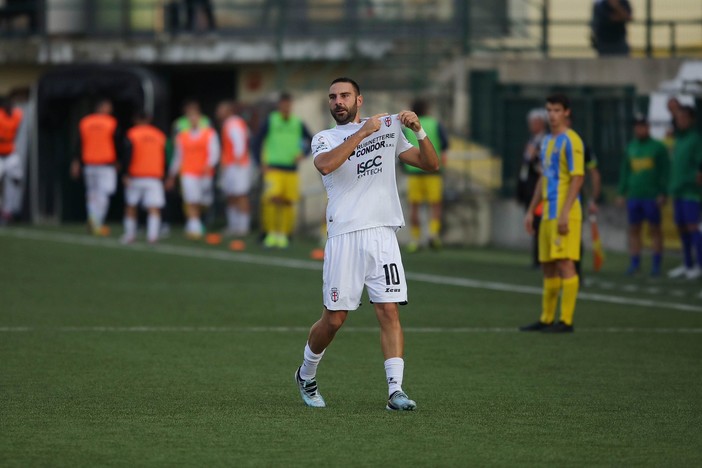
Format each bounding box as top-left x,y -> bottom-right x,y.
521,94 -> 585,333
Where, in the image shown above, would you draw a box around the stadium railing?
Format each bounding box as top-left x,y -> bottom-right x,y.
1,1 -> 700,58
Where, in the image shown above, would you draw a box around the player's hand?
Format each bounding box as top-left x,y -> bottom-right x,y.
70,160 -> 81,180
524,212 -> 535,236
398,111 -> 421,132
526,143 -> 538,159
165,176 -> 176,192
557,215 -> 569,235
656,195 -> 666,206
588,200 -> 599,215
615,196 -> 625,208
360,113 -> 389,138
122,176 -> 131,187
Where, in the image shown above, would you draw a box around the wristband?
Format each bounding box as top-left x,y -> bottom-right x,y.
414,128 -> 427,140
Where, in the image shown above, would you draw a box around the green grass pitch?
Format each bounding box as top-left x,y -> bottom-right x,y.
1,226 -> 701,466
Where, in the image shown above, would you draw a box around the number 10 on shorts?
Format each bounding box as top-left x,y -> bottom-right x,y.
383,263 -> 400,285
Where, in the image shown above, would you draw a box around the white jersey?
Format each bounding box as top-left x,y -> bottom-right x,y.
312,114 -> 414,238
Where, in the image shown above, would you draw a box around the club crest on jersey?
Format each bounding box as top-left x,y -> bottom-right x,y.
312,135 -> 330,154
384,116 -> 392,127
330,288 -> 339,303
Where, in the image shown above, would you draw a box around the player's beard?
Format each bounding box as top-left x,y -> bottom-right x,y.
331,102 -> 358,125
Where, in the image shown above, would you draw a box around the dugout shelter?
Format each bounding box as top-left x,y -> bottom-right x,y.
30,64 -> 168,223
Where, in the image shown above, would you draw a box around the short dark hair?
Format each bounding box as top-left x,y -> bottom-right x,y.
95,98 -> 112,111
331,77 -> 361,95
546,93 -> 570,110
0,95 -> 11,114
133,111 -> 150,122
411,98 -> 429,116
182,99 -> 200,113
632,113 -> 648,125
279,92 -> 292,102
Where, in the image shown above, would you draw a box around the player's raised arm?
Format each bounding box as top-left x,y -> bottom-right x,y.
314,113 -> 388,175
397,111 -> 440,173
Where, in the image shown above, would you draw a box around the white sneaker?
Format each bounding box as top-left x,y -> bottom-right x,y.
120,234 -> 135,245
386,391 -> 417,411
686,267 -> 701,280
294,367 -> 326,408
668,265 -> 688,278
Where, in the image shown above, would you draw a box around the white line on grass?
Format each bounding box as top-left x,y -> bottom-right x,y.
1,326 -> 702,334
3,228 -> 702,313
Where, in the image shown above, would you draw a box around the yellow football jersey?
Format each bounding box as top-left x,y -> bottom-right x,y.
540,129 -> 585,220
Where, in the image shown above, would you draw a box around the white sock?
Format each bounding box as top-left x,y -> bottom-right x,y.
87,194 -> 99,227
299,343 -> 325,380
123,216 -> 137,238
384,357 -> 404,396
3,177 -> 22,214
95,194 -> 109,227
146,214 -> 160,242
186,217 -> 201,235
226,206 -> 238,231
237,212 -> 250,234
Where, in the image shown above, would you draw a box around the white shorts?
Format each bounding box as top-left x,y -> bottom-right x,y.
0,153 -> 22,181
83,165 -> 117,196
181,175 -> 214,206
125,177 -> 165,209
219,164 -> 252,197
323,226 -> 408,311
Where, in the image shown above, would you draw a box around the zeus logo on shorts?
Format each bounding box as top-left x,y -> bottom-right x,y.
357,155 -> 383,178
330,288 -> 339,302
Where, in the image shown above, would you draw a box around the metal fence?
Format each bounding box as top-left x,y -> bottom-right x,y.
1,1 -> 701,57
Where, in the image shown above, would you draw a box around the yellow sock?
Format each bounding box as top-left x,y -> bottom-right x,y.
429,219 -> 441,237
261,200 -> 276,233
540,277 -> 561,324
272,204 -> 284,234
560,276 -> 579,326
411,226 -> 421,241
280,204 -> 296,235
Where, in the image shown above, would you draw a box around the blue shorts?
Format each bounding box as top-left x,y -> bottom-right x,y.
673,199 -> 701,226
627,199 -> 661,225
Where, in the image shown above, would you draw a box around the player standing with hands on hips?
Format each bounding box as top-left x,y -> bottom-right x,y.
294,77 -> 439,411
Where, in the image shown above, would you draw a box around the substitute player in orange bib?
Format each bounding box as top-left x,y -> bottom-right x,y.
0,95 -> 23,224
121,112 -> 167,244
71,99 -> 119,236
294,77 -> 439,411
166,104 -> 220,239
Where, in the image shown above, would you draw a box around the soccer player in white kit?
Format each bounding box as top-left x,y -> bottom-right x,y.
294,77 -> 440,410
